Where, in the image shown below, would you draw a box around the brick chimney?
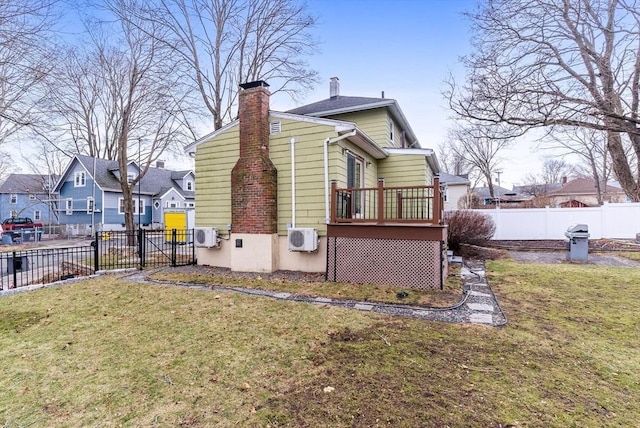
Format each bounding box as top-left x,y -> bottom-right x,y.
231,81 -> 278,234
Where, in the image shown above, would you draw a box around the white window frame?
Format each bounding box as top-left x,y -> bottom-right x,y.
87,197 -> 94,214
66,198 -> 73,215
10,194 -> 17,204
389,120 -> 395,145
34,210 -> 41,221
74,171 -> 86,187
346,152 -> 365,217
137,199 -> 145,215
185,202 -> 195,208
119,197 -> 145,215
153,200 -> 161,209
127,173 -> 134,185
10,210 -> 17,218
166,201 -> 180,208
29,194 -> 36,201
186,180 -> 193,191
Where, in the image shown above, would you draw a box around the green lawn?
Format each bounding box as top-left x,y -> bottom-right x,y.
0,261 -> 638,427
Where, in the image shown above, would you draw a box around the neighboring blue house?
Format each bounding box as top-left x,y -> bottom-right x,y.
0,174 -> 57,224
53,155 -> 195,234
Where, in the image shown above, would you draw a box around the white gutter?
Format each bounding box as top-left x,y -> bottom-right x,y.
324,130 -> 357,223
290,138 -> 296,228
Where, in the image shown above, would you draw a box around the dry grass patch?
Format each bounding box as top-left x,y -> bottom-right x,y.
616,251 -> 640,261
149,267 -> 463,308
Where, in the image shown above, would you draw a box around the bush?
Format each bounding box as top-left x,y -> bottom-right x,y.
444,210 -> 496,251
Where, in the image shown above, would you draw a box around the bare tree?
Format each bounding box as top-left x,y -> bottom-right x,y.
542,127 -> 620,203
446,124 -> 512,199
437,141 -> 470,176
0,0 -> 57,142
518,158 -> 575,199
540,159 -> 575,185
46,2 -> 196,237
109,0 -> 319,130
446,0 -> 640,201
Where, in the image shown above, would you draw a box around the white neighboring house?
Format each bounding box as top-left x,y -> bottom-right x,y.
439,173 -> 471,210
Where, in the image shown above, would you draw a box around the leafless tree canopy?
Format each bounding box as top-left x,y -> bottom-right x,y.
0,0 -> 57,142
46,1 -> 198,234
113,0 -> 319,130
446,0 -> 640,201
446,124 -> 512,198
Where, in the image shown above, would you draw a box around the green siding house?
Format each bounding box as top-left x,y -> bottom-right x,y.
186,78 -> 447,288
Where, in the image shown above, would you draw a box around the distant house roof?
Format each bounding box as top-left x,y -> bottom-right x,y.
473,185 -> 531,203
546,178 -> 624,196
439,172 -> 470,186
68,155 -> 194,199
286,95 -> 420,149
513,182 -> 564,196
0,174 -> 57,194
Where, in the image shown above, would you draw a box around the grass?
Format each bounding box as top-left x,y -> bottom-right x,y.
0,261 -> 638,427
148,265 -> 463,308
617,251 -> 640,261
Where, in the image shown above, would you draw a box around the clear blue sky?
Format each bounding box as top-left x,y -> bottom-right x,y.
271,0 -> 541,188
15,0 -> 541,187
273,0 -> 474,146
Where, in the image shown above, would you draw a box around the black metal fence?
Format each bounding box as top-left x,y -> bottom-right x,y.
0,229 -> 195,291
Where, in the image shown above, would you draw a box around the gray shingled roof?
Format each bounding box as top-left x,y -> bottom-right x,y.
74,155 -> 194,198
439,172 -> 470,186
0,174 -> 57,194
286,95 -> 394,116
286,95 -> 420,148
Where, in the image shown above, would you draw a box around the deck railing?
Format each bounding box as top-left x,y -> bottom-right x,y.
330,177 -> 443,225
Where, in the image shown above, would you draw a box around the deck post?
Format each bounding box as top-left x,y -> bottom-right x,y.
330,180 -> 337,223
377,178 -> 384,224
433,176 -> 441,224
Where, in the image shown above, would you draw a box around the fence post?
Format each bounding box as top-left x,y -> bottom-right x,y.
433,176 -> 441,224
377,178 -> 384,224
330,180 -> 337,223
94,232 -> 99,272
12,251 -> 17,289
171,229 -> 177,267
191,229 -> 196,265
140,229 -> 147,270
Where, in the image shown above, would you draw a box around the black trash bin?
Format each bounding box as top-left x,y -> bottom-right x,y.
7,255 -> 29,274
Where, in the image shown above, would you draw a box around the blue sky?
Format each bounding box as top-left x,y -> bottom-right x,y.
270,0 -> 541,188
16,0 -> 541,187
273,0 -> 474,145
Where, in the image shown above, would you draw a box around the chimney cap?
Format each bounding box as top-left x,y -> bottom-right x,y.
239,80 -> 270,90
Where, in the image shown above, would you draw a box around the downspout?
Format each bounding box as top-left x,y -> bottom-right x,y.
290,138 -> 296,228
324,130 -> 357,223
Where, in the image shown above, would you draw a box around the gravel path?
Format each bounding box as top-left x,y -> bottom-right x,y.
128,261 -> 508,327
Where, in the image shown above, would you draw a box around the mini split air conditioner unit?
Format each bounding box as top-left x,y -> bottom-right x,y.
194,227 -> 218,248
287,228 -> 318,252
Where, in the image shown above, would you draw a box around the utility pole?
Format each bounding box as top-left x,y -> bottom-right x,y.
494,169 -> 503,207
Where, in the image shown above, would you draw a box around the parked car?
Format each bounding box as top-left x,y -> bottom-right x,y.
2,217 -> 44,240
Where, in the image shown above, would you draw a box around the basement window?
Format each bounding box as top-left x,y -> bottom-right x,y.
269,121 -> 281,135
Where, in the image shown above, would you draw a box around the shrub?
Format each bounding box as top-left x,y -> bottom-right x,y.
444,210 -> 496,251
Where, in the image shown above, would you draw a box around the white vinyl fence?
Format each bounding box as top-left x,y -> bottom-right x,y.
464,203 -> 640,240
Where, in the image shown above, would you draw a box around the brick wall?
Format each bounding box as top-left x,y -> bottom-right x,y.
231,81 -> 278,234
